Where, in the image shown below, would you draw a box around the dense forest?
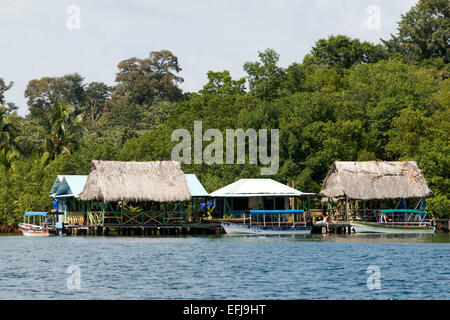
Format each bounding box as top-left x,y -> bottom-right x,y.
0,0 -> 448,228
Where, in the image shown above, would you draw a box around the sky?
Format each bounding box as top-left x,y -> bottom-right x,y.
1,0 -> 418,116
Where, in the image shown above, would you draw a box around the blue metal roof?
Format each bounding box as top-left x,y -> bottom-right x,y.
49,175 -> 88,198
184,174 -> 209,197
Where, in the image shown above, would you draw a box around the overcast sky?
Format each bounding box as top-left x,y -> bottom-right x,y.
1,0 -> 417,116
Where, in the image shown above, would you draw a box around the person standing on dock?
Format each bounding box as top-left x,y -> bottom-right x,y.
321,205 -> 330,233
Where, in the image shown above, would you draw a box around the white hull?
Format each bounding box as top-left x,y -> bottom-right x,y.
21,230 -> 51,237
351,222 -> 435,234
221,222 -> 311,235
19,223 -> 53,237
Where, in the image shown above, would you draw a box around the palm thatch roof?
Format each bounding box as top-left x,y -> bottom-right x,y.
320,161 -> 432,201
79,160 -> 191,202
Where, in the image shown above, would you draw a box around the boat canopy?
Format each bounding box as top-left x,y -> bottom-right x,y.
249,210 -> 304,215
380,209 -> 427,214
24,211 -> 64,216
25,212 -> 49,216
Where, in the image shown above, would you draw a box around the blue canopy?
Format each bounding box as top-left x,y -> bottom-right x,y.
24,211 -> 64,216
380,209 -> 427,214
249,210 -> 304,214
25,212 -> 49,217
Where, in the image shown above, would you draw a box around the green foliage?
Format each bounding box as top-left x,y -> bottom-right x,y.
244,48 -> 287,100
427,193 -> 450,219
303,35 -> 386,69
382,0 -> 449,63
112,50 -> 183,105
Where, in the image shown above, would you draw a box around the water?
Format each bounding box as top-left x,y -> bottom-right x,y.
0,233 -> 449,300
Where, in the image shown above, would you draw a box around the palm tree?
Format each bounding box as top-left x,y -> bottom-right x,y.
0,104 -> 20,152
0,148 -> 17,171
34,101 -> 86,160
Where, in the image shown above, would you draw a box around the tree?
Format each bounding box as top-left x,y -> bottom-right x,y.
243,48 -> 286,100
33,102 -> 86,160
81,82 -> 111,124
0,148 -> 17,171
0,78 -> 18,113
0,105 -> 20,152
0,78 -> 13,105
303,35 -> 386,69
200,71 -> 246,96
25,73 -> 86,117
382,0 -> 449,63
112,50 -> 183,105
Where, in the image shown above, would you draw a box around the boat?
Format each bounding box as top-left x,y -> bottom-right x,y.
221,210 -> 312,235
18,212 -> 60,237
350,209 -> 435,234
18,223 -> 55,236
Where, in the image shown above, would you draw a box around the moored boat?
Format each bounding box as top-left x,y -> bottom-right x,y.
18,212 -> 59,237
351,209 -> 435,234
18,223 -> 54,236
221,210 -> 312,235
350,221 -> 434,234
221,221 -> 311,234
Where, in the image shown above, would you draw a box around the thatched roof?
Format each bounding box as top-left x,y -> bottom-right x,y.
79,160 -> 191,202
320,161 -> 432,201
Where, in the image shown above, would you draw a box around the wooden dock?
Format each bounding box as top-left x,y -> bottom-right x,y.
311,222 -> 353,234
63,223 -> 225,236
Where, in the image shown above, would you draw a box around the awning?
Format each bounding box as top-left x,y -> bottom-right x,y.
25,212 -> 49,216
249,210 -> 304,214
24,212 -> 64,216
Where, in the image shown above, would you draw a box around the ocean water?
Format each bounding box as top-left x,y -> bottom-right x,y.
0,233 -> 449,300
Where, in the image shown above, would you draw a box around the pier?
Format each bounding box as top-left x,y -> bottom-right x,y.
311,222 -> 353,234
63,223 -> 224,236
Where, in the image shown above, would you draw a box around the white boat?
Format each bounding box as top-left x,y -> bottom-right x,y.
351,209 -> 435,234
350,221 -> 435,234
18,223 -> 54,236
221,210 -> 312,235
221,221 -> 312,235
18,211 -> 59,237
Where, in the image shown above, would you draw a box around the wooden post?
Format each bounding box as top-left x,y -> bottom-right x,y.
307,196 -> 311,220
364,200 -> 366,221
345,196 -> 348,221
163,202 -> 167,225
101,202 -> 105,227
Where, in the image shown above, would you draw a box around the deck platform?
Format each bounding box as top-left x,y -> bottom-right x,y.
63,223 -> 225,236
311,222 -> 353,234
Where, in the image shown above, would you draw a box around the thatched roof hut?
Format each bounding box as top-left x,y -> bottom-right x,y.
320,161 -> 432,201
79,160 -> 191,202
